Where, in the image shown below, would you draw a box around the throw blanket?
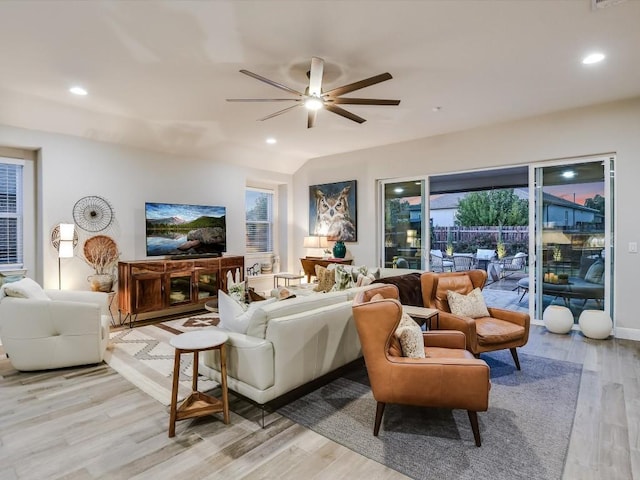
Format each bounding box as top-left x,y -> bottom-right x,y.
373,272 -> 423,306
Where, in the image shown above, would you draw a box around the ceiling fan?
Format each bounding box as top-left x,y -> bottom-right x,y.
226,57 -> 400,128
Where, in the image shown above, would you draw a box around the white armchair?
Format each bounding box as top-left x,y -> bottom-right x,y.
0,284 -> 110,371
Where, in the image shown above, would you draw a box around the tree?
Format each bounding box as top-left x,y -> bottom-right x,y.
455,189 -> 528,226
584,194 -> 605,215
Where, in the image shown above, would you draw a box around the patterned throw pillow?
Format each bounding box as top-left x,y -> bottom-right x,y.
226,269 -> 245,303
314,265 -> 336,292
351,265 -> 369,282
333,264 -> 355,290
356,273 -> 376,287
395,312 -> 425,358
447,288 -> 490,318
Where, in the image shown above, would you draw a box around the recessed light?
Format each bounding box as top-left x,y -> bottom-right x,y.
266,137 -> 277,144
562,170 -> 575,179
394,187 -> 404,193
432,106 -> 442,112
69,86 -> 88,96
582,53 -> 605,65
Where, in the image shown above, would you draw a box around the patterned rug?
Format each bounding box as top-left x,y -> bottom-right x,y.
104,313 -> 221,406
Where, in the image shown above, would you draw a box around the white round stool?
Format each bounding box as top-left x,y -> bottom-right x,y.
543,305 -> 574,334
579,309 -> 612,340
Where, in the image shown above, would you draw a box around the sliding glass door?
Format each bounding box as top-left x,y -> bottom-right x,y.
379,178 -> 426,269
532,157 -> 614,324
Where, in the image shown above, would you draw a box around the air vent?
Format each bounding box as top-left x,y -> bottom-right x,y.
592,0 -> 627,10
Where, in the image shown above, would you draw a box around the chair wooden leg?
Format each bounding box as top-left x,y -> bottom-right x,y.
467,410 -> 481,447
510,347 -> 521,370
373,402 -> 386,436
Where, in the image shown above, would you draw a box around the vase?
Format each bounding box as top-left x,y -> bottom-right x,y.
333,240 -> 346,259
88,274 -> 114,292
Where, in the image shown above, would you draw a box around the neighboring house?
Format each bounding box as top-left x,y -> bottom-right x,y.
429,188 -> 601,228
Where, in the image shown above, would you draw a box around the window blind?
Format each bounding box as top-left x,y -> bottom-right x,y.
0,161 -> 23,267
246,188 -> 273,253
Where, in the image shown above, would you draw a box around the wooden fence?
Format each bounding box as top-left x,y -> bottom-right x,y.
431,226 -> 529,255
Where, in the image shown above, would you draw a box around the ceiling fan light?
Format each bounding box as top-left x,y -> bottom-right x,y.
305,96 -> 323,111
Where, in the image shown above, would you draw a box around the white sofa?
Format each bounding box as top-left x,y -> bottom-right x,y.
0,288 -> 110,371
200,284 -> 383,405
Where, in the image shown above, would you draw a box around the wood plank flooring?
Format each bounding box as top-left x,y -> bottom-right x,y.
1,325 -> 638,480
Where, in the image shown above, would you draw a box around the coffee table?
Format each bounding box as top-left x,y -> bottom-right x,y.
402,305 -> 440,330
168,330 -> 229,437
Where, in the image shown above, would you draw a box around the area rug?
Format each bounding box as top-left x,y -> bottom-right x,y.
278,350 -> 582,480
103,313 -> 220,406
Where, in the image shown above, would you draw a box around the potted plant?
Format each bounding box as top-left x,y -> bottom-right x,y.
496,225 -> 506,259
83,235 -> 119,292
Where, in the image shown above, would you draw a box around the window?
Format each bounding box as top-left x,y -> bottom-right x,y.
0,159 -> 23,268
246,188 -> 273,253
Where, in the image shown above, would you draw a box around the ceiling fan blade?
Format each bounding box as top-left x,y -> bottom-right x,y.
226,98 -> 301,102
239,69 -> 304,96
308,57 -> 324,97
328,97 -> 401,105
258,103 -> 302,121
324,104 -> 366,124
307,110 -> 317,129
323,72 -> 393,97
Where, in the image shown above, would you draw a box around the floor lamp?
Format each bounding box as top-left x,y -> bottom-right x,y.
55,223 -> 76,289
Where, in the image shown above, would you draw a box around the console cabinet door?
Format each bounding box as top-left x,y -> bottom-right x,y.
194,267 -> 219,304
167,270 -> 195,306
132,273 -> 164,313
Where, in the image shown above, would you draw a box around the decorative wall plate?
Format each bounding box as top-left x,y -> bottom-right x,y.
73,195 -> 114,232
83,235 -> 119,276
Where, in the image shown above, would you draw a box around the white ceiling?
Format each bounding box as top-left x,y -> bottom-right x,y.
1,0 -> 639,174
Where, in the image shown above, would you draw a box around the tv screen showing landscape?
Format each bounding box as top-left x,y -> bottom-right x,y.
145,202 -> 226,256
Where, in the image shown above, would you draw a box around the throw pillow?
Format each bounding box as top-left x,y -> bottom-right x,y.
370,293 -> 385,302
332,264 -> 354,291
218,289 -> 278,334
226,269 -> 245,303
395,312 -> 425,358
447,288 -> 490,318
356,272 -> 376,287
232,297 -> 278,334
351,265 -> 369,282
218,290 -> 247,330
0,277 -> 50,301
584,260 -> 605,284
273,286 -> 297,301
314,265 -> 336,292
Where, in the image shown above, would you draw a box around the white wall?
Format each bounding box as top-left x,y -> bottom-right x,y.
0,125 -> 292,291
293,97 -> 640,336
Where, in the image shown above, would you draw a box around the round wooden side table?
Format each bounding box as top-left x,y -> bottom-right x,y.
168,330 -> 230,437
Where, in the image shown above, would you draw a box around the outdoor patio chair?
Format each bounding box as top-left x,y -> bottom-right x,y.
495,252 -> 527,278
452,254 -> 475,271
429,250 -> 453,272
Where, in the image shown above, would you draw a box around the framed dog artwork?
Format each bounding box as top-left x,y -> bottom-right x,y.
309,180 -> 357,242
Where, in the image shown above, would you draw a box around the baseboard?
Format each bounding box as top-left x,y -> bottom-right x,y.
613,327 -> 640,341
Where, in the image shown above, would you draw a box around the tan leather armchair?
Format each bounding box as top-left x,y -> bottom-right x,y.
352,284 -> 491,446
421,270 -> 530,370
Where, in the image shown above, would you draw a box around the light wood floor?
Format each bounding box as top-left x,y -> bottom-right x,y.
0,325 -> 637,480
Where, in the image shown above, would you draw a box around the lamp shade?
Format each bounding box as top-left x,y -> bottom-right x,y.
304,236 -> 320,248
318,236 -> 329,248
58,240 -> 74,258
59,223 -> 75,241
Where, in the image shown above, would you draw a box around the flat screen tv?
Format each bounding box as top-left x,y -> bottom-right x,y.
145,202 -> 226,257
